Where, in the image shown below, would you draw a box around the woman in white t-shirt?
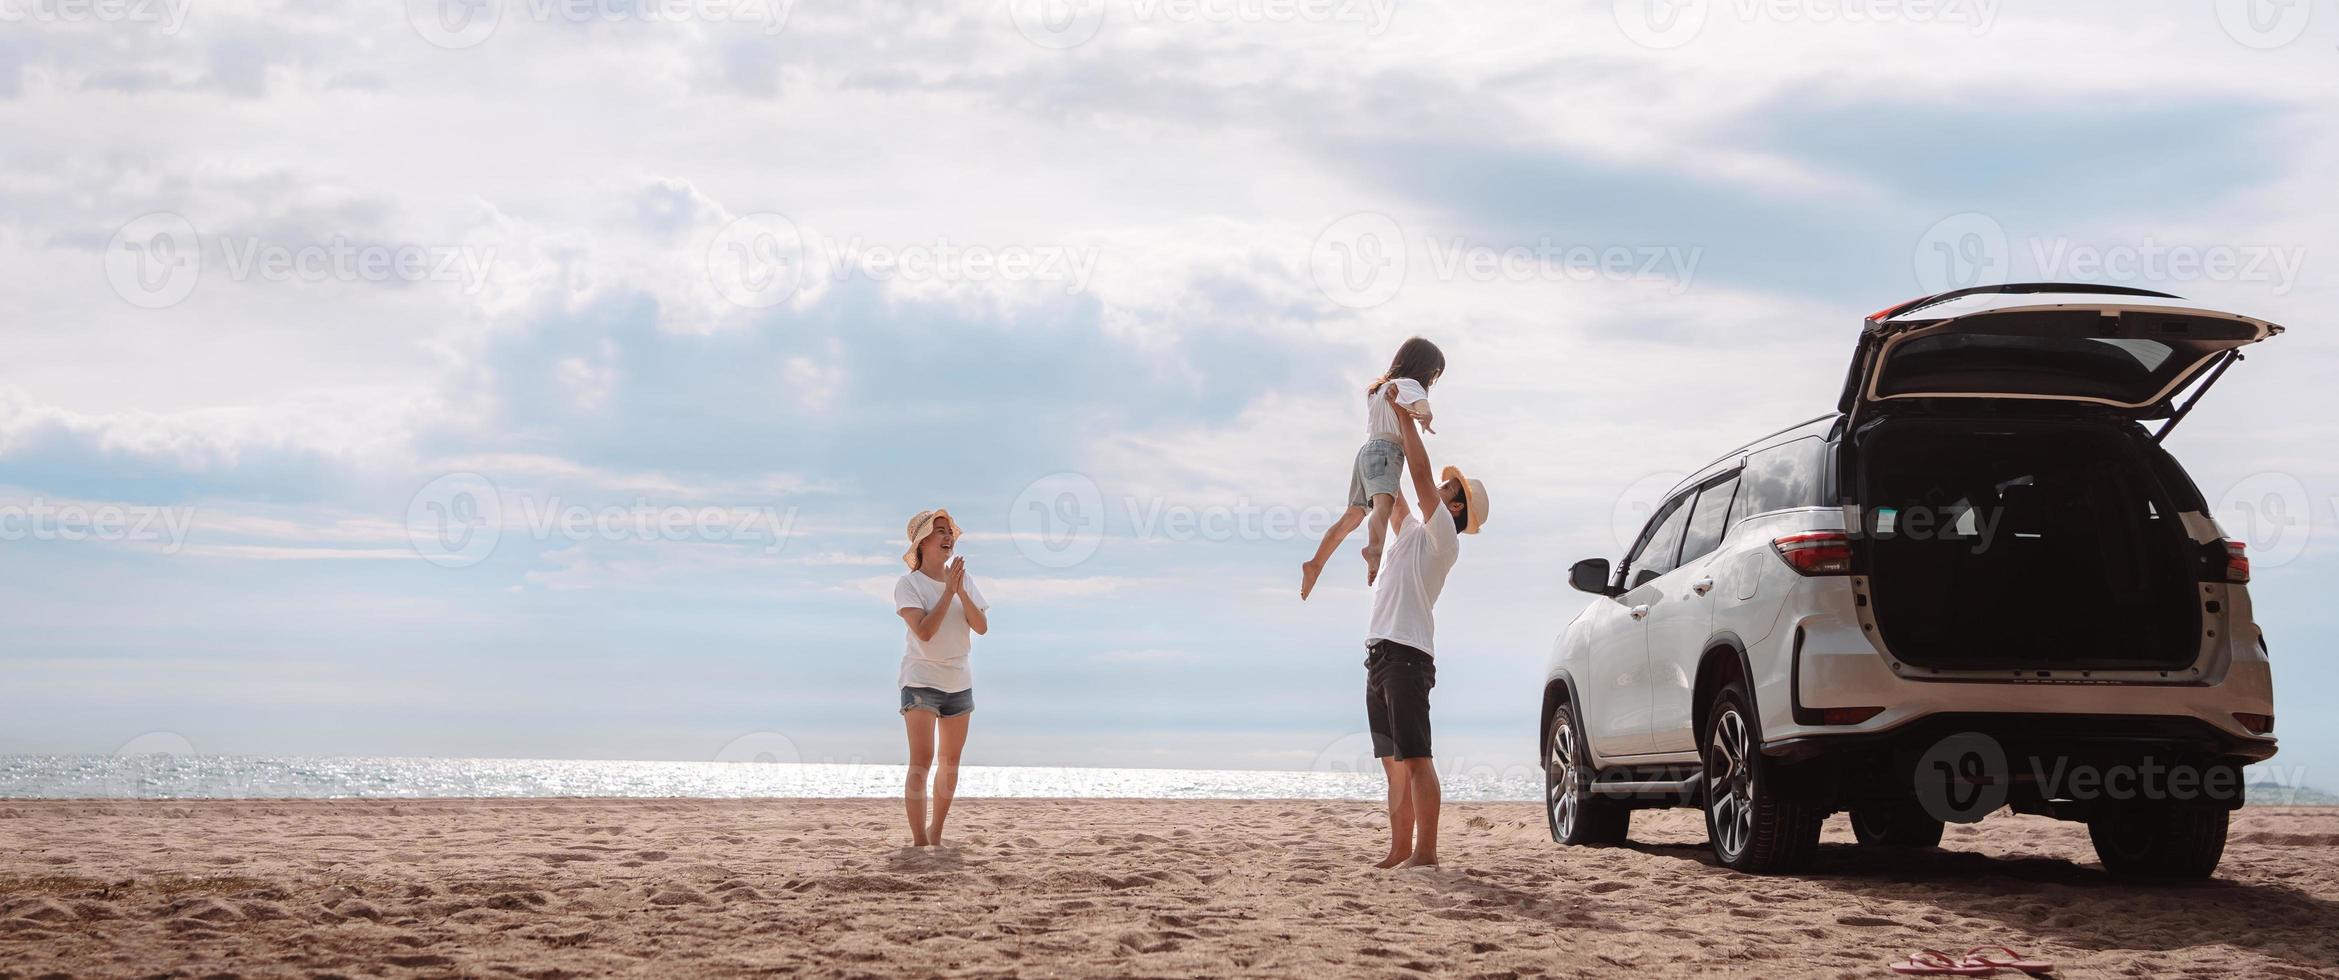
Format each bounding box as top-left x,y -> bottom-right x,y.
894,508 -> 989,847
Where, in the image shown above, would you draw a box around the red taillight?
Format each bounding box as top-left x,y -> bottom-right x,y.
2235,713 -> 2274,735
1773,531 -> 1853,576
2202,539 -> 2250,584
1819,706 -> 1883,726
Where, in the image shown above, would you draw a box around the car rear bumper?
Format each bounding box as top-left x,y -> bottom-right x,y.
1762,712 -> 2270,817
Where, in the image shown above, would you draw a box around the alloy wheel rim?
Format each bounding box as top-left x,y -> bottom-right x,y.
1548,719 -> 1579,839
1707,708 -> 1754,858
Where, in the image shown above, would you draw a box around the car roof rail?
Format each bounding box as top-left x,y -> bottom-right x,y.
1666,412 -> 1840,497
1867,282 -> 2185,324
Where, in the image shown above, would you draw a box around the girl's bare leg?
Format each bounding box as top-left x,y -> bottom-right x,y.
926,712 -> 972,845
1361,492 -> 1395,585
1376,756 -> 1415,868
1301,505 -> 1367,600
903,709 -> 938,846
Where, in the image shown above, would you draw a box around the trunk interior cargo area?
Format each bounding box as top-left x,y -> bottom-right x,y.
1856,418 -> 2203,672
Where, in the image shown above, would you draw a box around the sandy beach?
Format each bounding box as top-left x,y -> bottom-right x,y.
3,799 -> 2336,978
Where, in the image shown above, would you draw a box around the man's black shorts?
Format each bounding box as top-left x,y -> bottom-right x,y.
1364,640 -> 1436,760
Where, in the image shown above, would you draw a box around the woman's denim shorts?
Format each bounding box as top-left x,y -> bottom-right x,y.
900,686 -> 974,718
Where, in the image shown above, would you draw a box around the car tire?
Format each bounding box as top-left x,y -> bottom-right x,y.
1545,699 -> 1629,846
2088,805 -> 2229,879
1850,801 -> 1946,848
1702,682 -> 1822,873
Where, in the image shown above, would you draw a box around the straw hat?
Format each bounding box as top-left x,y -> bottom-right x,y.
902,508 -> 954,569
1442,465 -> 1488,534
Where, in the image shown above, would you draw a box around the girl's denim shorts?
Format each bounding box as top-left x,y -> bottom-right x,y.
900,686 -> 974,718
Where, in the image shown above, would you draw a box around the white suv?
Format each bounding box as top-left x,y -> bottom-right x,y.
1542,284 -> 2281,878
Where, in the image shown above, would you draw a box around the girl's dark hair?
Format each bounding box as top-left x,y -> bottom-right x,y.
1368,337 -> 1445,395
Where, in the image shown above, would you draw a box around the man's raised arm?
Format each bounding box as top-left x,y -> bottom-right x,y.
1386,387 -> 1441,524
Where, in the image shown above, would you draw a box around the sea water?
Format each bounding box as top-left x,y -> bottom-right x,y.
0,755 -> 1545,801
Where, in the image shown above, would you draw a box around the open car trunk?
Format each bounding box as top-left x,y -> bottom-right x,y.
1856,418 -> 2203,672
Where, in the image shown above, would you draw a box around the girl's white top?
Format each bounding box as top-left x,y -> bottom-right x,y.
1367,378 -> 1430,441
894,571 -> 989,693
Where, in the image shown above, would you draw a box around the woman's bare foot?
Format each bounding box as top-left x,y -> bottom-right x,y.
1397,854 -> 1438,869
1360,545 -> 1383,586
911,833 -> 931,847
1373,849 -> 1411,869
1300,559 -> 1325,600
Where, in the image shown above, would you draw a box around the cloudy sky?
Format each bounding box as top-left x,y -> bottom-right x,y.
3,0 -> 2335,786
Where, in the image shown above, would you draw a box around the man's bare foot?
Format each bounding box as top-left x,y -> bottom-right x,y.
1374,850 -> 1411,869
1397,854 -> 1439,869
1300,559 -> 1324,600
1361,545 -> 1382,586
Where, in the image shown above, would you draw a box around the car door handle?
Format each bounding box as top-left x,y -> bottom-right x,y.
1691,578 -> 1714,596
1629,604 -> 1651,620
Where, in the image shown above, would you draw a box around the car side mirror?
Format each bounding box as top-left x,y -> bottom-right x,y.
1568,558 -> 1614,596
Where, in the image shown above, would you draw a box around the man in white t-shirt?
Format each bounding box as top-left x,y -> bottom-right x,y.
1363,384 -> 1487,869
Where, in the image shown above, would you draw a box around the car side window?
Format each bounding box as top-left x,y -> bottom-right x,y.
1679,473 -> 1741,565
1735,437 -> 1826,519
1625,493 -> 1694,588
